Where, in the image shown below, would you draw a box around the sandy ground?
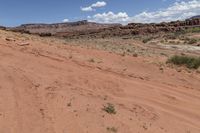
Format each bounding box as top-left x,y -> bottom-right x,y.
0,30 -> 200,133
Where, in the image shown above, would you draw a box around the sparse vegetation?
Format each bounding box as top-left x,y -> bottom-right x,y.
107,127 -> 118,133
103,103 -> 116,114
165,33 -> 178,40
187,38 -> 198,44
167,55 -> 200,69
160,40 -> 165,43
142,37 -> 154,43
169,40 -> 176,44
39,32 -> 52,37
183,37 -> 198,44
185,27 -> 200,33
88,58 -> 95,63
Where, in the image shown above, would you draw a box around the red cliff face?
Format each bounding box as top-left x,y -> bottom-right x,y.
58,18 -> 200,38
126,18 -> 200,33
7,18 -> 200,38
9,20 -> 121,36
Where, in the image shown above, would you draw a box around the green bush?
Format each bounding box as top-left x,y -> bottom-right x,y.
165,34 -> 178,40
188,38 -> 198,44
167,55 -> 200,69
107,127 -> 118,132
103,103 -> 116,114
186,27 -> 200,33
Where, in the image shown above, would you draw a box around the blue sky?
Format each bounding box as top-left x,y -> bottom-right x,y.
0,0 -> 200,26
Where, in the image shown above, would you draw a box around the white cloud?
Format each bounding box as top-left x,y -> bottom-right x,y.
81,6 -> 93,12
63,19 -> 69,22
81,1 -> 106,12
88,0 -> 200,24
88,11 -> 130,24
91,1 -> 106,8
133,0 -> 200,23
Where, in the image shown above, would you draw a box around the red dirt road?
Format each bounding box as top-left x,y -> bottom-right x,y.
0,30 -> 200,133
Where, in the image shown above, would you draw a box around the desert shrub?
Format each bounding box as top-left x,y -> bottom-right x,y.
142,37 -> 153,43
186,27 -> 200,33
103,103 -> 116,114
39,33 -> 52,37
188,38 -> 198,44
167,55 -> 200,69
160,40 -> 165,43
107,127 -> 118,132
169,41 -> 176,44
88,58 -> 95,63
165,34 -> 177,40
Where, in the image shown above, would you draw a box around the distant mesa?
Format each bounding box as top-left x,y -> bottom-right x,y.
190,15 -> 200,19
2,17 -> 200,38
7,20 -> 121,37
20,20 -> 89,27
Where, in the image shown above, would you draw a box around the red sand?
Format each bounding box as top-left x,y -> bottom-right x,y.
0,30 -> 200,133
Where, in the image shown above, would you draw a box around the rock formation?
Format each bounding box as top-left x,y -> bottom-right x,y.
6,17 -> 200,38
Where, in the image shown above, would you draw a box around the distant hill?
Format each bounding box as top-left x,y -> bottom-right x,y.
8,20 -> 121,36
0,26 -> 6,30
6,17 -> 200,38
190,15 -> 200,19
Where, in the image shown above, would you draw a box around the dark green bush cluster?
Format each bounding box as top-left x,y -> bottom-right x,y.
103,103 -> 116,114
167,55 -> 200,69
185,27 -> 200,33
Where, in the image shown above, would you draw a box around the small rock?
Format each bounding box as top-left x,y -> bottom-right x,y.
132,53 -> 138,57
67,102 -> 71,107
177,69 -> 182,72
17,42 -> 30,46
159,67 -> 164,71
5,38 -> 15,42
181,53 -> 185,56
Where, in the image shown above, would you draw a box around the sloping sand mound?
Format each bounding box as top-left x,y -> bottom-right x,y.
0,30 -> 200,133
